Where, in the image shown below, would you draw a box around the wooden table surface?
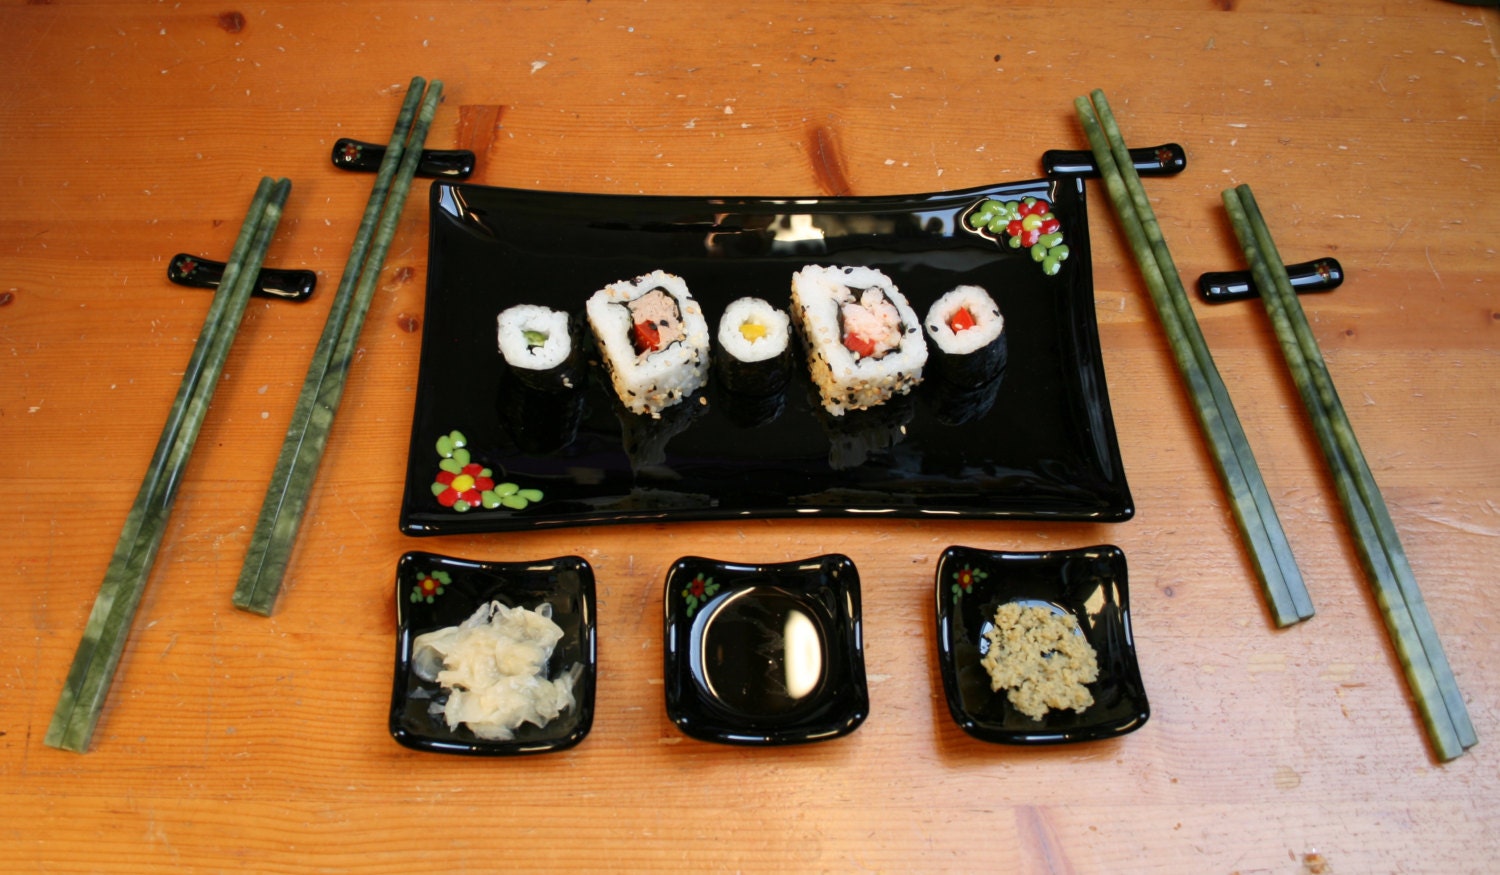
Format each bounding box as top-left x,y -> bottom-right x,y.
3,1 -> 1497,871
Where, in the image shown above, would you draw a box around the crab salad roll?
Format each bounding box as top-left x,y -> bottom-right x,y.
923,285 -> 1006,387
715,296 -> 792,396
497,304 -> 582,391
790,264 -> 927,416
586,270 -> 711,418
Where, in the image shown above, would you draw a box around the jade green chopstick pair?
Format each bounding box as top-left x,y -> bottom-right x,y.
47,177 -> 293,753
1076,88 -> 1472,761
51,76 -> 443,751
232,76 -> 444,617
1222,186 -> 1475,761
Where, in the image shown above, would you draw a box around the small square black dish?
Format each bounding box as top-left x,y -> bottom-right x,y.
390,551 -> 596,755
664,554 -> 868,746
934,544 -> 1148,745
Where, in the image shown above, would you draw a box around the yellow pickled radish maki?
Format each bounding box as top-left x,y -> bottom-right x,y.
714,296 -> 793,397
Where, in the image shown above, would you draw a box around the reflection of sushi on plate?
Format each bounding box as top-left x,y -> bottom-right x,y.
790,265 -> 927,416
718,386 -> 786,429
495,365 -> 586,455
925,371 -> 1005,426
924,285 -> 1006,389
816,390 -> 915,470
617,388 -> 709,474
586,270 -> 710,418
714,296 -> 792,397
497,304 -> 585,392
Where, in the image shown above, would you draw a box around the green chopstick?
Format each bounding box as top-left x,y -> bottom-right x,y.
1223,184 -> 1474,761
47,177 -> 291,752
1075,92 -> 1313,627
233,79 -> 444,616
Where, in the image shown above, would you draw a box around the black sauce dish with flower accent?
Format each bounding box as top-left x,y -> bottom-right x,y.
935,544 -> 1148,745
663,554 -> 869,746
389,551 -> 597,755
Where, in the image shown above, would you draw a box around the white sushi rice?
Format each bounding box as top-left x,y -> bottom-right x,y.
497,304 -> 574,383
586,270 -> 711,418
790,264 -> 927,416
717,297 -> 791,364
924,285 -> 1004,355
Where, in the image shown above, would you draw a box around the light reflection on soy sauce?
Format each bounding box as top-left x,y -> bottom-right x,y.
691,587 -> 827,717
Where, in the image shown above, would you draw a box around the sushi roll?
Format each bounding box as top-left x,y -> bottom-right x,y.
790,264 -> 927,416
586,270 -> 711,418
923,285 -> 1006,388
714,296 -> 793,396
497,304 -> 583,391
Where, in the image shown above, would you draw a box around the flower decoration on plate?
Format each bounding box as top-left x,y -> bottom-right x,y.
963,196 -> 1070,276
430,429 -> 543,512
411,569 -> 451,604
950,563 -> 988,602
680,572 -> 719,618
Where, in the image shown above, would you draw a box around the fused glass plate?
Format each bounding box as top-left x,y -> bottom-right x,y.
399,177 -> 1132,534
390,551 -> 596,755
663,554 -> 868,746
935,544 -> 1148,745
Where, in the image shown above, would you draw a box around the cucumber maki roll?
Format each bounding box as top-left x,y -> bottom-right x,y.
496,304 -> 583,392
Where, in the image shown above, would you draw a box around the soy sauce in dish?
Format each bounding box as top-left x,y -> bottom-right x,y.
690,587 -> 826,717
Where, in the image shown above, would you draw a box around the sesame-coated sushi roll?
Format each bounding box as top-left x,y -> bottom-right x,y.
715,296 -> 792,396
497,304 -> 583,392
923,285 -> 1006,388
586,270 -> 711,418
790,264 -> 927,416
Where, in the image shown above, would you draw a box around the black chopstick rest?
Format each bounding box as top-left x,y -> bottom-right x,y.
330,137 -> 475,179
1197,257 -> 1344,304
1043,143 -> 1187,178
168,253 -> 316,301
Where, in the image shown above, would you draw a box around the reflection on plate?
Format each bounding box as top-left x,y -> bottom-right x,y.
389,551 -> 596,755
663,554 -> 868,746
398,177 -> 1132,535
934,544 -> 1148,745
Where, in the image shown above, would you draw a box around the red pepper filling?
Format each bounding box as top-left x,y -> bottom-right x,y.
946,307 -> 977,333
632,320 -> 662,355
843,332 -> 877,358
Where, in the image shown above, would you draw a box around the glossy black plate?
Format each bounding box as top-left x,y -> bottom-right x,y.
399,178 -> 1132,534
934,544 -> 1148,745
663,554 -> 868,746
389,551 -> 596,755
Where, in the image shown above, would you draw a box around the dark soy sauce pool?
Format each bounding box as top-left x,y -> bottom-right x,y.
692,587 -> 827,716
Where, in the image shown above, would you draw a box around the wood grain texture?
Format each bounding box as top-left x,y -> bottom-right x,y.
2,0 -> 1497,872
